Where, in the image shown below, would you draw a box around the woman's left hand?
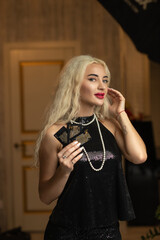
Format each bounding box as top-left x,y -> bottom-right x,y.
107,88 -> 125,119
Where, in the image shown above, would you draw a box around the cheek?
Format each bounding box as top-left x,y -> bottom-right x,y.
80,83 -> 93,96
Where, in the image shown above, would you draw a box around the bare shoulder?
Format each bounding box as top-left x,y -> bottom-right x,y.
100,118 -> 117,136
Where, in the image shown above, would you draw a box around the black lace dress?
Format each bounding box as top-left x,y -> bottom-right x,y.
44,116 -> 135,240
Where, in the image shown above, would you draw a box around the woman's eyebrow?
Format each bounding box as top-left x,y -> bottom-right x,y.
87,74 -> 108,78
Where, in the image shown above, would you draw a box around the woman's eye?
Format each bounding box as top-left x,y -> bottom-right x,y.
88,78 -> 96,82
103,79 -> 109,83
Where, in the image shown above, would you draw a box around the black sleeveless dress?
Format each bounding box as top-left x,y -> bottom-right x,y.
44,116 -> 135,240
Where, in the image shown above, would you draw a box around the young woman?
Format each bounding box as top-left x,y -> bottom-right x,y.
35,55 -> 147,240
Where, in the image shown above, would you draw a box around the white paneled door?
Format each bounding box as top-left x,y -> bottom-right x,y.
4,42 -> 80,231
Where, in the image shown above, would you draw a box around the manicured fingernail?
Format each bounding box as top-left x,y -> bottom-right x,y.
73,141 -> 78,144
77,142 -> 81,147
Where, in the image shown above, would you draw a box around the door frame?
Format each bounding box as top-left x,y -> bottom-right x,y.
3,41 -> 80,229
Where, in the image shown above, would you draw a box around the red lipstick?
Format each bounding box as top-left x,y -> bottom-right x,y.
94,93 -> 105,99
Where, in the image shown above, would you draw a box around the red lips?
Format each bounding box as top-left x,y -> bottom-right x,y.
94,93 -> 105,99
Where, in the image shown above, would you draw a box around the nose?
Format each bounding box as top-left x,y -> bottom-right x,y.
98,80 -> 106,90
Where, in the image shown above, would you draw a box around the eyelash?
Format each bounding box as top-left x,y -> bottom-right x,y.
88,78 -> 96,82
103,79 -> 109,83
88,78 -> 109,83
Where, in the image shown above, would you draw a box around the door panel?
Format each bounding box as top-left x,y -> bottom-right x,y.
20,61 -> 63,132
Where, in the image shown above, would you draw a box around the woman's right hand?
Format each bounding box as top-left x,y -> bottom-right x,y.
57,141 -> 83,174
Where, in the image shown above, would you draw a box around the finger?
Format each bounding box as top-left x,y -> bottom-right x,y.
108,91 -> 119,99
108,88 -> 124,99
58,141 -> 78,159
58,141 -> 80,159
108,90 -> 120,98
67,146 -> 83,161
108,88 -> 120,93
72,152 -> 83,165
63,143 -> 82,159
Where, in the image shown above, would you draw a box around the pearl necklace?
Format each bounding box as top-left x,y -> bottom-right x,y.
71,114 -> 106,171
70,114 -> 96,126
82,116 -> 106,171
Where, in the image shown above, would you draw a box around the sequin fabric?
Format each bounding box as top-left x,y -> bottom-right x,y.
44,222 -> 122,240
44,115 -> 135,239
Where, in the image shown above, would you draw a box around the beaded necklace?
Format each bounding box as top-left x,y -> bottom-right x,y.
70,114 -> 96,126
71,114 -> 106,171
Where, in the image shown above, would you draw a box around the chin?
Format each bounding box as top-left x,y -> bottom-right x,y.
94,102 -> 104,107
96,99 -> 105,105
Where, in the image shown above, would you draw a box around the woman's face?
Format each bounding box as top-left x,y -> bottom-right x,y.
79,63 -> 109,112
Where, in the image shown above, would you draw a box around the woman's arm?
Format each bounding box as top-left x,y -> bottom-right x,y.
114,111 -> 147,164
107,88 -> 147,164
38,125 -> 83,205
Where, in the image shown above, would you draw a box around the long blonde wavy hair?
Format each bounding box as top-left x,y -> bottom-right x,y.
34,55 -> 111,164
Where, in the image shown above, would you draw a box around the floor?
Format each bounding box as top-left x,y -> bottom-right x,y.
30,222 -> 160,240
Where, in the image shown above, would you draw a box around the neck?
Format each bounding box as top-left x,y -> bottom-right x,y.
78,106 -> 95,117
